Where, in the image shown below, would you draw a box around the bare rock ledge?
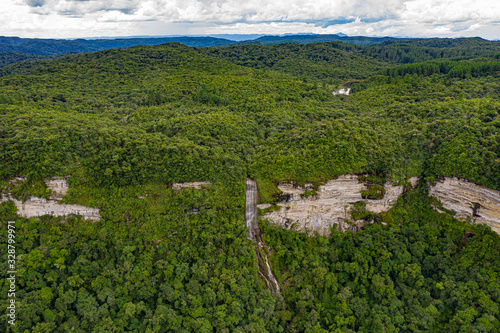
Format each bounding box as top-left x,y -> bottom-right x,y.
1,177 -> 100,221
259,175 -> 417,236
429,177 -> 500,234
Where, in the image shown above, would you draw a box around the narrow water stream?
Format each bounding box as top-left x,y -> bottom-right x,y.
257,237 -> 281,293
245,178 -> 281,294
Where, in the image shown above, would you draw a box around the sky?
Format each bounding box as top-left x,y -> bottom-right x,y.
1,0 -> 500,40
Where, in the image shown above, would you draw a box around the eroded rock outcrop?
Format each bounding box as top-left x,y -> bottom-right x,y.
429,177 -> 500,234
259,175 -> 416,236
332,88 -> 351,95
172,181 -> 211,190
1,195 -> 101,221
1,177 -> 100,221
46,176 -> 69,199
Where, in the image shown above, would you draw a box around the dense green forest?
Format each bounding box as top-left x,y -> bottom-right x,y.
1,38 -> 500,332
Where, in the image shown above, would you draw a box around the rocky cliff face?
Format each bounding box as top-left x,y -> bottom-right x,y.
172,181 -> 211,190
258,175 -> 500,236
1,195 -> 101,221
259,175 -> 416,236
46,176 -> 69,199
429,177 -> 500,233
1,177 -> 100,221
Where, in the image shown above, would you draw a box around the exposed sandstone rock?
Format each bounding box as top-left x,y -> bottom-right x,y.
1,176 -> 100,221
409,177 -> 419,189
172,181 -> 211,190
9,177 -> 27,184
261,175 -> 405,236
46,176 -> 69,199
429,177 -> 500,234
332,88 -> 351,95
1,194 -> 100,221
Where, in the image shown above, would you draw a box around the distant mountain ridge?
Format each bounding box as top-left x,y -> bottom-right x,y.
252,34 -> 405,46
0,34 -> 406,56
0,36 -> 236,55
0,34 -> 499,65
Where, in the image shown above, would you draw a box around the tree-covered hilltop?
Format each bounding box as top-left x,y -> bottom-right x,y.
198,42 -> 390,83
364,39 -> 500,64
3,42 -> 498,189
1,40 -> 500,332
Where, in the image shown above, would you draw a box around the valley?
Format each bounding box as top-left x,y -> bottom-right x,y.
1,37 -> 499,332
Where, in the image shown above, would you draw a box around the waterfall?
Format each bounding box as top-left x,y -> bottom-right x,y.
245,178 -> 281,293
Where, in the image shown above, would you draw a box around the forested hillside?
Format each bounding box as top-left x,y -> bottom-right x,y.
365,38 -> 500,63
198,43 -> 389,83
0,52 -> 55,68
1,39 -> 500,332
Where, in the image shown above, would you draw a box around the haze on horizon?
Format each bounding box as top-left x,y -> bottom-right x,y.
1,0 -> 499,40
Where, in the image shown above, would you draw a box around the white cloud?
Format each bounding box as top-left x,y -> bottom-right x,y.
1,0 -> 499,38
